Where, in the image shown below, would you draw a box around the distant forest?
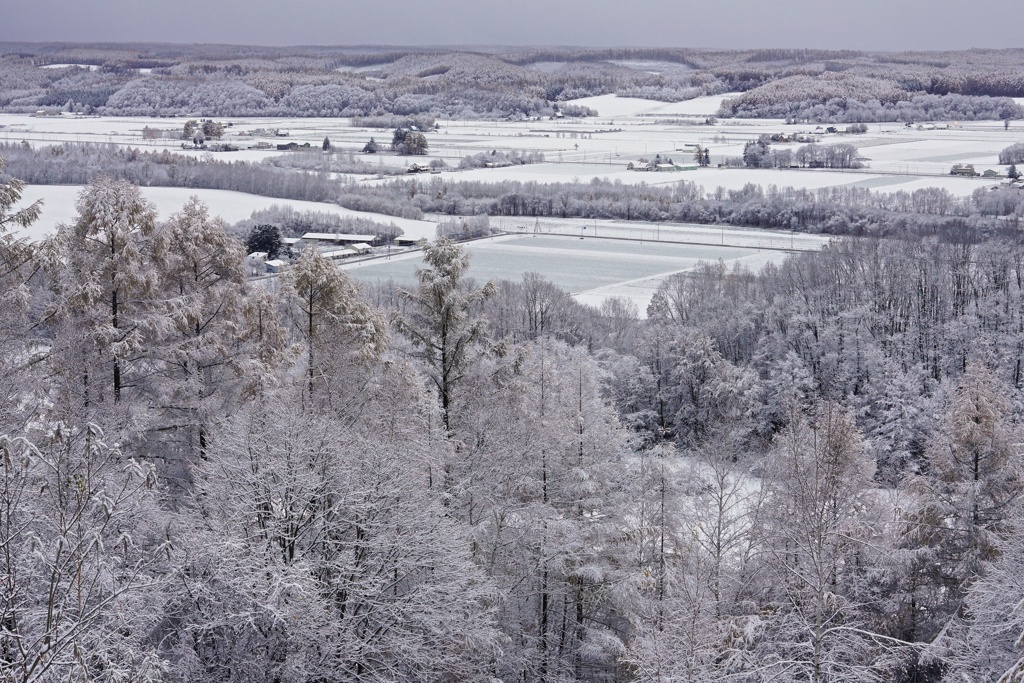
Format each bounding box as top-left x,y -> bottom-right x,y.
5,141 -> 1024,243
3,43 -> 1024,120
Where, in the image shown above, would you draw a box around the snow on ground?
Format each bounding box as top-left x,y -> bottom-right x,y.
448,162 -> 639,185
573,249 -> 788,314
0,114 -> 179,139
564,93 -> 738,120
368,155 -> 996,195
605,60 -> 695,76
689,167 -> 880,192
635,94 -> 740,117
428,117 -> 1007,196
880,175 -> 1000,195
0,114 -> 386,161
441,164 -> 993,196
342,231 -> 816,316
484,216 -> 833,252
2,108 -> 1013,198
343,234 -> 766,292
4,101 -> 1018,313
39,63 -> 98,71
854,128 -> 1013,177
14,185 -> 438,242
14,186 -> 82,240
565,95 -> 672,118
174,149 -> 298,163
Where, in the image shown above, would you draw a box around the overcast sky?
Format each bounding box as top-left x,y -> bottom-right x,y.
1,0 -> 1021,52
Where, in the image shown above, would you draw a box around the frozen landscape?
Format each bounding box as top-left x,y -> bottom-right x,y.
4,92 -> 1014,196
4,35 -> 1024,683
342,225 -> 829,314
8,90 -> 1015,311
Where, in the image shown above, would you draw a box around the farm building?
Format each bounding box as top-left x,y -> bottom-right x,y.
316,244 -> 372,261
950,164 -> 980,177
654,162 -> 699,172
245,251 -> 269,276
265,259 -> 288,273
300,232 -> 378,246
320,248 -> 358,261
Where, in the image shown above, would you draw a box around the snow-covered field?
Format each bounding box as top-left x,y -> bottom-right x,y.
486,215 -> 832,251
6,93 -> 1017,312
14,185 -> 438,241
39,63 -> 99,71
2,98 -> 1014,198
342,232 -> 816,315
566,93 -> 735,118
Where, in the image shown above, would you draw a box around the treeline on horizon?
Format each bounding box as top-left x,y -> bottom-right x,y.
6,43 -> 1024,119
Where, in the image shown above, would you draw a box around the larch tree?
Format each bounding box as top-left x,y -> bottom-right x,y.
171,390 -> 502,683
954,505 -> 1024,683
622,421 -> 762,683
149,196 -> 246,464
901,363 -> 1023,654
619,441 -> 709,682
453,338 -> 627,682
0,157 -> 42,433
40,178 -> 158,415
280,248 -> 387,405
238,284 -> 290,380
394,237 -> 495,433
755,401 -> 883,683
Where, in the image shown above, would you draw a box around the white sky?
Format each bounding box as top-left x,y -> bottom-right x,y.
1,0 -> 1022,51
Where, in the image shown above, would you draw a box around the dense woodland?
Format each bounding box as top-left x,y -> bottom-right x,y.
717,74 -> 1023,123
5,44 -> 1024,120
3,135 -> 1024,683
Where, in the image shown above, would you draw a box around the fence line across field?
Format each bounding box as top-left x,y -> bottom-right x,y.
491,216 -> 826,252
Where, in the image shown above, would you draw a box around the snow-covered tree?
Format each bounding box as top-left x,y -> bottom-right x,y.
41,178 -> 158,411
394,237 -> 495,432
390,128 -> 428,155
900,363 -> 1023,657
954,508 -> 1024,683
0,424 -> 167,683
280,248 -> 387,403
451,338 -> 628,681
622,423 -> 763,682
168,391 -> 502,682
149,196 -> 246,466
244,223 -> 283,259
0,157 -> 41,433
754,402 -> 883,683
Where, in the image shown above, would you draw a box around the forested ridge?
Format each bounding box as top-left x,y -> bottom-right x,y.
3,158 -> 1024,683
7,43 -> 1024,119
